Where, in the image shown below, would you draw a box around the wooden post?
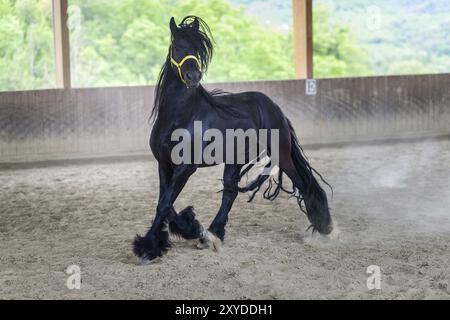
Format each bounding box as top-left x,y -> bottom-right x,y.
292,0 -> 313,79
52,0 -> 71,89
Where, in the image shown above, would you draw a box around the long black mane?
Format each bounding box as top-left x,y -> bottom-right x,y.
150,16 -> 241,122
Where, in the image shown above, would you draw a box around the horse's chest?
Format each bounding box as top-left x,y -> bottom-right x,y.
151,123 -> 182,156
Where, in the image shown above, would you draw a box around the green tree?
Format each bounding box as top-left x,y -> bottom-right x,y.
0,0 -> 55,91
68,0 -> 295,86
313,5 -> 370,78
1,0 -> 376,91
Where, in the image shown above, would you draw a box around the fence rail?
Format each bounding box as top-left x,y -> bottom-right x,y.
1,74 -> 449,162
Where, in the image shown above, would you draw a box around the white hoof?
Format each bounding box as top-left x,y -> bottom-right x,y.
196,240 -> 209,250
197,230 -> 222,252
138,257 -> 153,266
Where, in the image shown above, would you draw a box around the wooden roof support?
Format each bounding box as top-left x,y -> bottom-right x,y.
52,0 -> 71,89
292,0 -> 314,79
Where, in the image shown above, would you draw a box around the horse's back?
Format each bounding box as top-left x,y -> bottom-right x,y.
213,90 -> 287,130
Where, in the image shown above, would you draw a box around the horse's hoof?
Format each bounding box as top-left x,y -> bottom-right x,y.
197,230 -> 222,252
196,240 -> 209,250
326,220 -> 341,241
137,256 -> 153,266
133,233 -> 170,264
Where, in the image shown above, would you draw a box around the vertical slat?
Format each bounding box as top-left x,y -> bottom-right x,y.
0,93 -> 5,157
292,0 -> 313,79
52,0 -> 71,89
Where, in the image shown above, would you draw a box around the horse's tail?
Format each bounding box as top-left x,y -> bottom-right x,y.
238,118 -> 333,235
286,119 -> 333,235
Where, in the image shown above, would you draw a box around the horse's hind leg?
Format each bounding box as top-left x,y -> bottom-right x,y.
280,156 -> 333,236
168,206 -> 203,240
198,165 -> 242,251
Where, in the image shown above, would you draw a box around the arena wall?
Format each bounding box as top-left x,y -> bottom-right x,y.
1,74 -> 449,162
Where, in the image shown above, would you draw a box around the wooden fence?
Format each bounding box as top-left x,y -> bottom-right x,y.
1,74 -> 449,162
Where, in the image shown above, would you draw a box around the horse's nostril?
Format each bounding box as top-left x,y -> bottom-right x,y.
185,72 -> 193,81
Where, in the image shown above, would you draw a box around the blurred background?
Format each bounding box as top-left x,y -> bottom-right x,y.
1,0 -> 449,91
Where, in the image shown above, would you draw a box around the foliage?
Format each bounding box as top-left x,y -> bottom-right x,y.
313,5 -> 370,78
0,0 -> 55,91
67,0 -> 296,87
4,0 -> 445,91
314,0 -> 450,76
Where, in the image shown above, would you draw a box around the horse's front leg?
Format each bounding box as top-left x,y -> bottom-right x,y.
198,165 -> 242,251
133,165 -> 197,263
157,163 -> 203,241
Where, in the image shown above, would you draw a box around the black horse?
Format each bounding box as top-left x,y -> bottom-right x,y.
133,16 -> 334,263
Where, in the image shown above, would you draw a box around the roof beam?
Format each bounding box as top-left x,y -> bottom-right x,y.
52,0 -> 71,89
292,0 -> 314,79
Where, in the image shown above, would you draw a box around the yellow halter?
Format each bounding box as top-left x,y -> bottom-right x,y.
170,50 -> 202,85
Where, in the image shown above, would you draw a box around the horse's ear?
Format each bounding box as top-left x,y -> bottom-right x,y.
192,17 -> 199,32
170,17 -> 177,35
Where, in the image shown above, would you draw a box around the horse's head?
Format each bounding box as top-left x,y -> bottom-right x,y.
169,16 -> 213,89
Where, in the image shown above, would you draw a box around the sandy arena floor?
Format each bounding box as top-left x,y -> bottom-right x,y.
1,139 -> 450,300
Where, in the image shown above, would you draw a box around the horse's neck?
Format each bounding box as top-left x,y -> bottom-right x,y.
160,77 -> 199,118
